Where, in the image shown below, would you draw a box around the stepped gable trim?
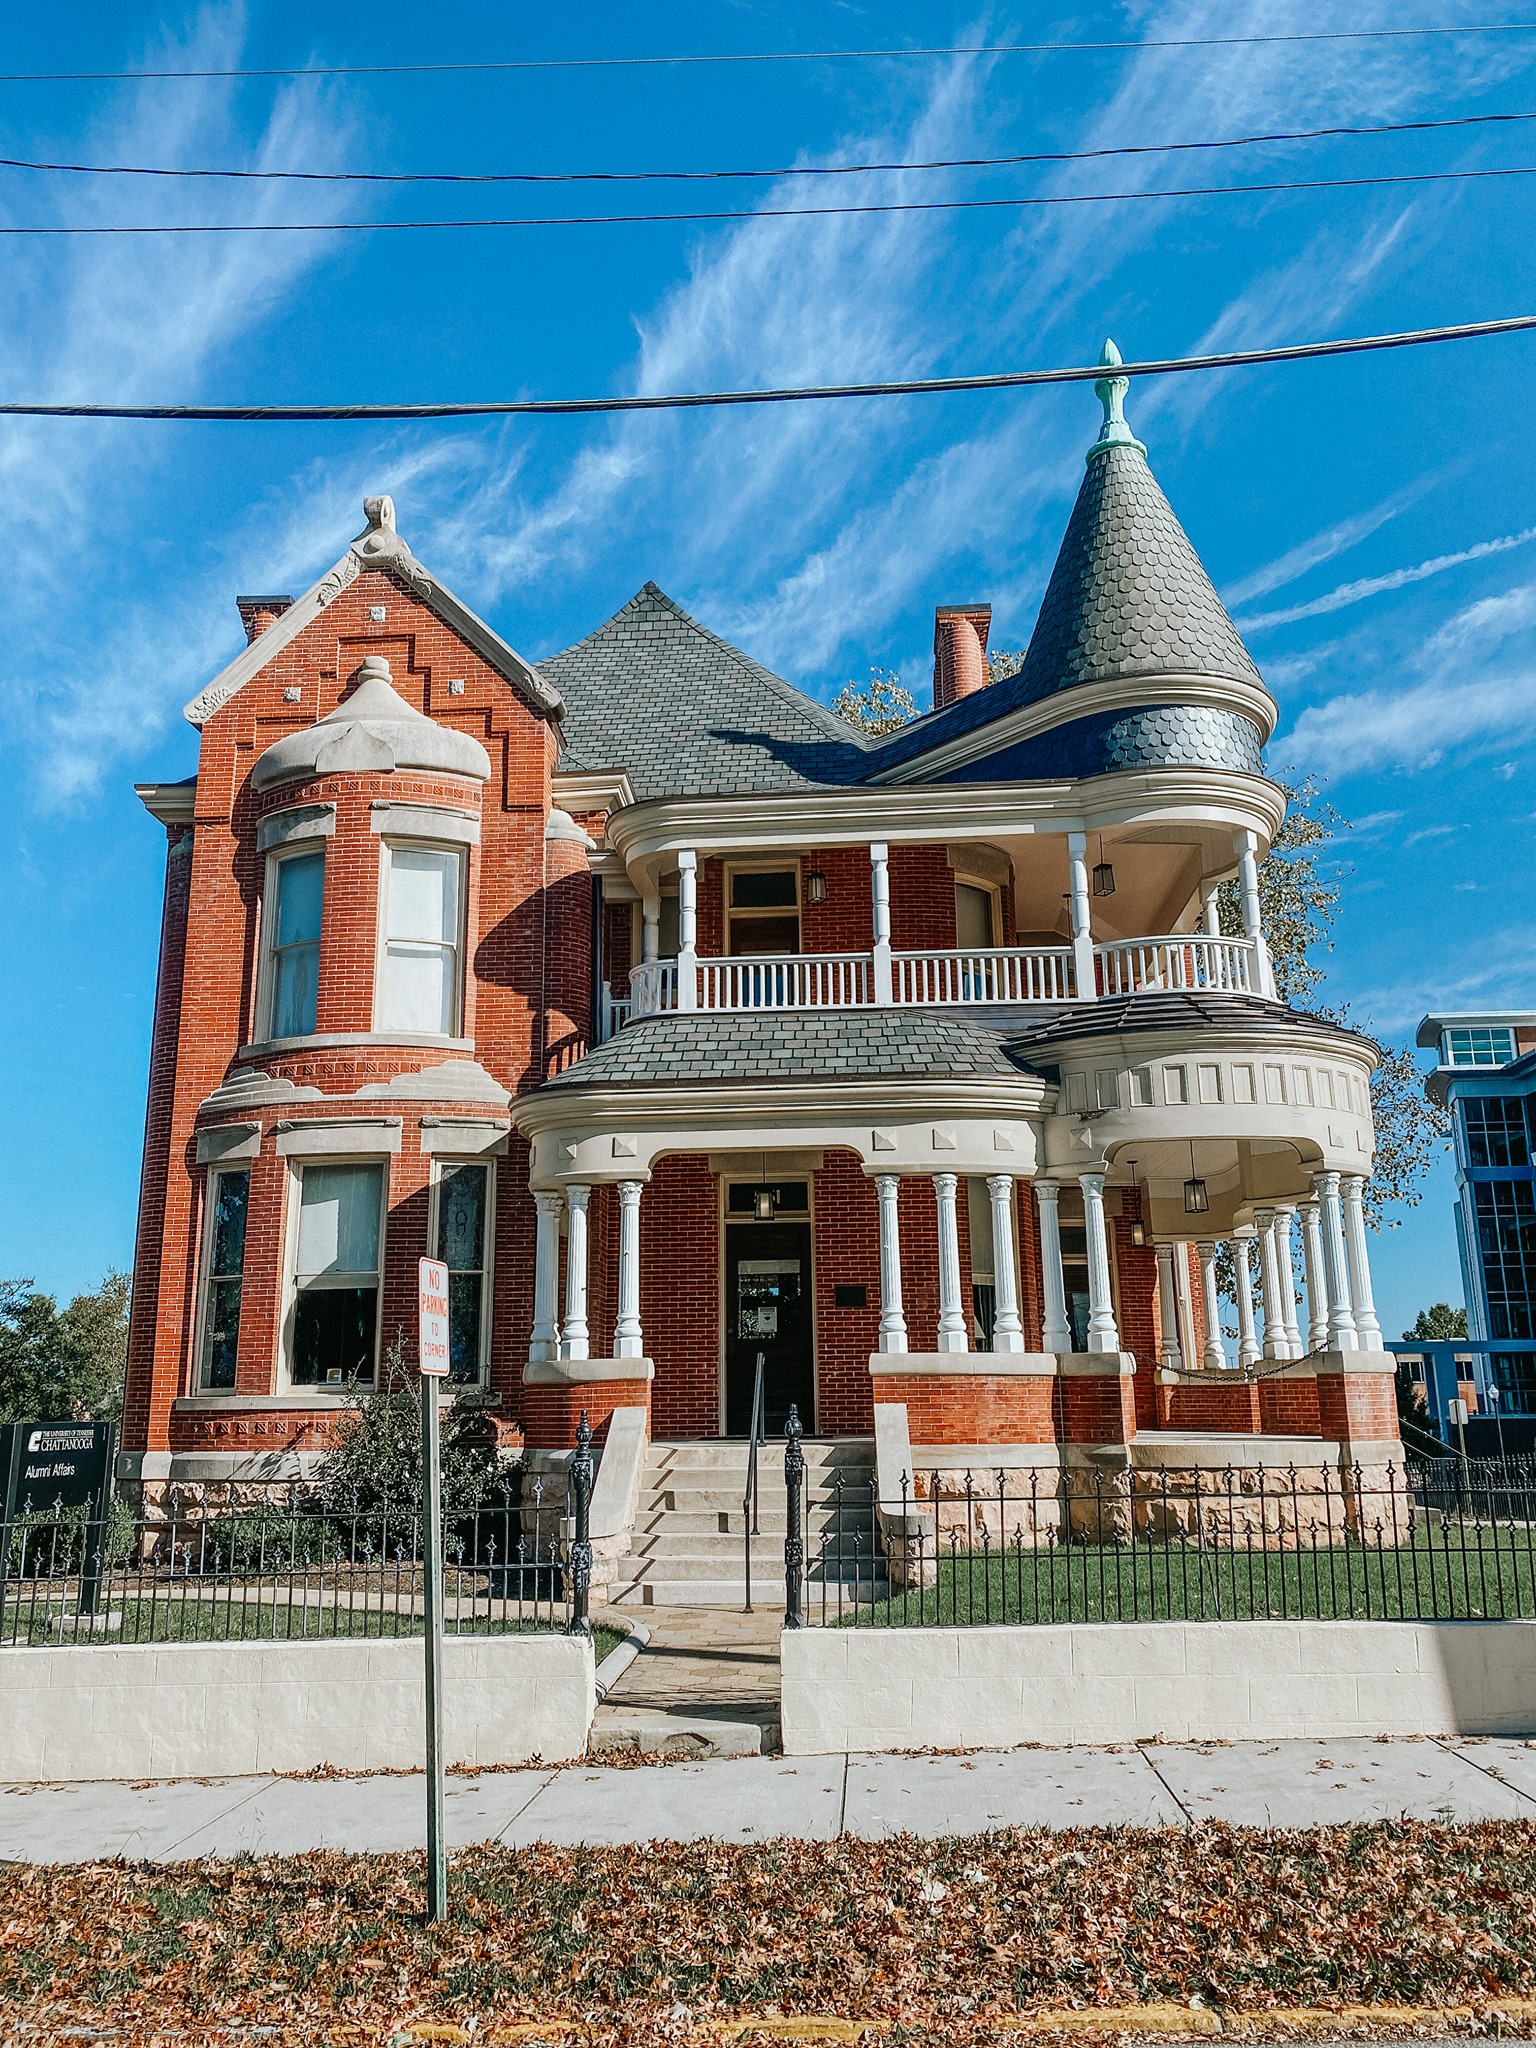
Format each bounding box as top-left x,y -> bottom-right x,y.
540,1010 -> 1022,1090
1001,990 -> 1377,1061
184,496 -> 562,729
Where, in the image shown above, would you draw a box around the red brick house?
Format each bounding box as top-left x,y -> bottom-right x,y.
123,361 -> 1398,1565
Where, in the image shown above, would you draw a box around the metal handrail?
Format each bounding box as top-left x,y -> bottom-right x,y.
742,1350 -> 765,1613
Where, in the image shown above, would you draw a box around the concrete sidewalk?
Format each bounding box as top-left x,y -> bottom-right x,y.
4,1735 -> 1536,1862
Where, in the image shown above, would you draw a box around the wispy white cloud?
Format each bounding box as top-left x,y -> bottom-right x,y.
1237,527 -> 1536,633
1288,665 -> 1536,776
1222,484 -> 1429,607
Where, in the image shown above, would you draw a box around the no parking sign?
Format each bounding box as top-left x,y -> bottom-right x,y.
418,1257 -> 450,1378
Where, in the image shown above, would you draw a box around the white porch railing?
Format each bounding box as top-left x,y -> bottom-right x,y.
699,951 -> 874,1011
893,945 -> 1076,1005
618,933 -> 1261,1025
1095,935 -> 1259,997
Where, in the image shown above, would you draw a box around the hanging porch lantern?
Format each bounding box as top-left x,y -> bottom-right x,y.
1182,1139 -> 1209,1216
753,1152 -> 778,1221
1091,833 -> 1116,897
805,867 -> 828,906
1126,1156 -> 1146,1245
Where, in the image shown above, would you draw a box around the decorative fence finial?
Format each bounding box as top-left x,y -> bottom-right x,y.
1089,338 -> 1147,463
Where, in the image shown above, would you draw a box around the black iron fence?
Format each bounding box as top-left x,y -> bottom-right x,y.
0,1457 -> 592,1648
783,1436 -> 1536,1629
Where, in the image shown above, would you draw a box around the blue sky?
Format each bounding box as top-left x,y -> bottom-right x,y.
2,1 -> 1534,1339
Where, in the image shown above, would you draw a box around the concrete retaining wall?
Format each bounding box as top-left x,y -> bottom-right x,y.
780,1619 -> 1536,1754
0,1633 -> 595,1782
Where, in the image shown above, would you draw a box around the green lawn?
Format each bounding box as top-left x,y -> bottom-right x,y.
837,1527 -> 1536,1627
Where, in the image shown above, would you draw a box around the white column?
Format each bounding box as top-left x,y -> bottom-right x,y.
1156,1243 -> 1183,1371
675,849 -> 698,1011
1233,1233 -> 1261,1368
1236,828 -> 1276,998
1274,1203 -> 1302,1358
1340,1174 -> 1383,1348
1080,1171 -> 1120,1353
641,894 -> 660,963
1299,1198 -> 1329,1353
870,841 -> 894,1006
1067,831 -> 1095,1000
530,1189 -> 563,1364
986,1174 -> 1025,1354
1254,1208 -> 1287,1360
1201,878 -> 1222,937
1034,1180 -> 1072,1353
613,1179 -> 645,1359
1197,1241 -> 1225,1369
874,1173 -> 908,1354
560,1183 -> 591,1361
933,1172 -> 968,1353
1314,1170 -> 1358,1351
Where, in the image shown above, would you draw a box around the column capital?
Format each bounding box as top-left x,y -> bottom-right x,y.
534,1187 -> 565,1215
984,1172 -> 1016,1197
1033,1178 -> 1061,1207
1312,1168 -> 1341,1197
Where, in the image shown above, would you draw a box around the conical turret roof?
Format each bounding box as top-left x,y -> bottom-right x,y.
1009,344 -> 1261,704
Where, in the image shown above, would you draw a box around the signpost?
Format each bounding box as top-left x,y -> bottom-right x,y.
0,1420 -> 115,1623
418,1256 -> 451,1923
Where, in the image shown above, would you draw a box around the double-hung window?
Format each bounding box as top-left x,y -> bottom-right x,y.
266,849 -> 324,1039
289,1161 -> 385,1386
378,845 -> 463,1035
433,1160 -> 492,1383
200,1168 -> 249,1389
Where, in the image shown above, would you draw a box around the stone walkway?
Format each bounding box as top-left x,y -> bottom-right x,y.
590,1604 -> 783,1755
4,1736 -> 1536,1862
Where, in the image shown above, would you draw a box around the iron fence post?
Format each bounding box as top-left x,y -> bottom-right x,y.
784,1404 -> 805,1629
566,1410 -> 593,1639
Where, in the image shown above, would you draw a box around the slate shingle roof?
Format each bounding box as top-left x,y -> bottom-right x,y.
538,441 -> 1268,799
544,1010 -> 1026,1088
1001,990 -> 1372,1058
540,583 -> 872,800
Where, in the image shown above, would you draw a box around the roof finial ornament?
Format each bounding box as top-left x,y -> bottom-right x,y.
1088,339 -> 1147,464
363,494 -> 396,533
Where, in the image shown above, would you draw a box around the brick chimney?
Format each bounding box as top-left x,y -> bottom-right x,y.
237,594 -> 295,643
932,604 -> 992,708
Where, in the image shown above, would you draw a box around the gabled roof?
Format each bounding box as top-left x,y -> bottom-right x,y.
538,583 -> 873,800
183,497 -> 562,729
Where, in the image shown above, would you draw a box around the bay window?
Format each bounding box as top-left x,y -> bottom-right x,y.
433,1160 -> 492,1383
378,844 -> 463,1035
288,1161 -> 385,1386
265,848 -> 324,1039
199,1168 -> 249,1389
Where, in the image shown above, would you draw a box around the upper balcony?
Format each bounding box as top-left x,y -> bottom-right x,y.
611,932 -> 1265,1032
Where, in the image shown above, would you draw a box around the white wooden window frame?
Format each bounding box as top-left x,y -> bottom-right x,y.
427,1155 -> 496,1388
952,872 -> 1002,948
373,837 -> 468,1039
257,843 -> 327,1043
723,859 -> 802,955
277,1155 -> 390,1394
193,1164 -> 252,1396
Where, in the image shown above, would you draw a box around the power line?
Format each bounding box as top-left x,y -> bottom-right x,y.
4,108 -> 1532,186
8,159 -> 1536,233
2,24 -> 1535,81
1,313 -> 1530,422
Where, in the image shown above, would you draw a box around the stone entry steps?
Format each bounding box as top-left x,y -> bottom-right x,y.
608,1437 -> 887,1608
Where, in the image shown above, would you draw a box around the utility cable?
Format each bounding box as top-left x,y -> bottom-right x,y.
4,107 -> 1533,185
0,312 -> 1529,422
8,159 -> 1536,232
2,24 -> 1536,81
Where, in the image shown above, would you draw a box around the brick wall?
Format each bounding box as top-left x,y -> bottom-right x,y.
1315,1369 -> 1401,1444
873,1375 -> 1054,1443
642,1155 -> 720,1439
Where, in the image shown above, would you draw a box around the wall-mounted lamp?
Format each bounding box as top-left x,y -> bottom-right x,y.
1091,833 -> 1117,898
805,868 -> 828,906
1182,1138 -> 1209,1216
